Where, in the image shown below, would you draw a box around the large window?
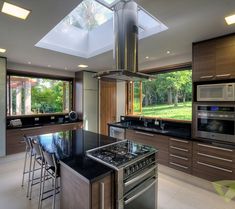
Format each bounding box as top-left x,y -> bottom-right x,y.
7,75 -> 72,116
128,69 -> 192,121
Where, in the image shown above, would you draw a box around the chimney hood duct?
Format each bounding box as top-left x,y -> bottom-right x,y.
93,0 -> 155,81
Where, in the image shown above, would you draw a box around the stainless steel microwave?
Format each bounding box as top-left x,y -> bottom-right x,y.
197,83 -> 235,101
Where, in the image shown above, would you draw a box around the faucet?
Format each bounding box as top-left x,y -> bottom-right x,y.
159,120 -> 165,130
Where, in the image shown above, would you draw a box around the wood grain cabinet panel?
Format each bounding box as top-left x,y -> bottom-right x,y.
192,142 -> 235,181
192,41 -> 216,82
193,34 -> 235,82
215,35 -> 235,79
168,137 -> 193,174
126,129 -> 169,165
91,174 -> 114,209
6,122 -> 82,155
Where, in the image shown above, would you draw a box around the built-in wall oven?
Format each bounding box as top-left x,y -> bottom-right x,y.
195,104 -> 235,143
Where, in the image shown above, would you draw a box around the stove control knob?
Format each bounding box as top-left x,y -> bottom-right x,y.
132,166 -> 135,173
126,169 -> 130,176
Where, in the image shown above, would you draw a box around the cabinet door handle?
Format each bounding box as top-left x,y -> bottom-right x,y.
170,146 -> 188,152
169,138 -> 189,144
197,143 -> 233,152
100,182 -> 105,209
215,74 -> 231,78
135,131 -> 154,137
197,161 -> 233,173
200,75 -> 213,79
170,154 -> 188,161
197,152 -> 233,162
169,162 -> 188,169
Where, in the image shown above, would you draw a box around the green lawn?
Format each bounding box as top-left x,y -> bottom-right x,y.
140,102 -> 192,121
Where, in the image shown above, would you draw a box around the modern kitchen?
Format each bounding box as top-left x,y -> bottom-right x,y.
0,0 -> 235,209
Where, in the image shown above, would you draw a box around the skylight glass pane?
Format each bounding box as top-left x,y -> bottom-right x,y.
62,0 -> 113,31
138,9 -> 161,31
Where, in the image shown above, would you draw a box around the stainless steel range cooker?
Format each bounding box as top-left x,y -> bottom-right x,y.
86,140 -> 158,209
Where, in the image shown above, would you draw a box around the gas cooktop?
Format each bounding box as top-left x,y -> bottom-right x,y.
86,140 -> 156,170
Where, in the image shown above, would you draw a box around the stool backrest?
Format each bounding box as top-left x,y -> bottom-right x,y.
23,136 -> 33,150
31,139 -> 42,157
42,150 -> 57,170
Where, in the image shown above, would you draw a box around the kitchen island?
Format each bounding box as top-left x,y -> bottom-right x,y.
38,129 -> 158,209
38,129 -> 118,209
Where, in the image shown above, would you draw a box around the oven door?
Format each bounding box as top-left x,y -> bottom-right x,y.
123,176 -> 157,209
196,113 -> 235,142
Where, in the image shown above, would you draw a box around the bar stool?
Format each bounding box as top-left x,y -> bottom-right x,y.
29,139 -> 45,201
40,149 -> 60,209
21,136 -> 36,198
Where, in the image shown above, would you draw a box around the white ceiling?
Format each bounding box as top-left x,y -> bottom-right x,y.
1,0 -> 235,72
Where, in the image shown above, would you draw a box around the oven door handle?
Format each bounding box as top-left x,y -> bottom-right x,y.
124,165 -> 157,187
124,179 -> 157,205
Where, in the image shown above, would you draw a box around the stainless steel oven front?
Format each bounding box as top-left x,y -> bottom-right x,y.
116,153 -> 158,209
195,104 -> 235,143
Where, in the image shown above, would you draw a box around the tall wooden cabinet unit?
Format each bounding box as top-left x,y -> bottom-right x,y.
0,57 -> 6,157
193,34 -> 235,82
75,71 -> 98,133
100,80 -> 117,135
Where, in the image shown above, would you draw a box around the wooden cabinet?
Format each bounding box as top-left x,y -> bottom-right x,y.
192,142 -> 235,181
168,137 -> 193,174
60,162 -> 114,209
193,34 -> 235,82
125,129 -> 169,165
193,41 -> 216,82
6,122 -> 82,155
91,174 -> 114,209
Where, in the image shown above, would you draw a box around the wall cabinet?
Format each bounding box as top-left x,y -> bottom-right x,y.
6,122 -> 82,155
192,142 -> 235,181
193,34 -> 235,82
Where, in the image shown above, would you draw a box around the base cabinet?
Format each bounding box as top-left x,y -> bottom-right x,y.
6,122 -> 83,155
125,129 -> 169,166
168,137 -> 193,174
60,163 -> 114,209
192,142 -> 235,181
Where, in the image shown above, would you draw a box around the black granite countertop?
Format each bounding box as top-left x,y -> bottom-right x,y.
108,122 -> 191,140
35,129 -> 118,182
7,120 -> 82,130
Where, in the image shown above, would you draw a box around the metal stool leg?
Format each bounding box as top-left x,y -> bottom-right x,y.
29,155 -> 36,200
21,147 -> 28,187
38,162 -> 44,209
26,150 -> 33,198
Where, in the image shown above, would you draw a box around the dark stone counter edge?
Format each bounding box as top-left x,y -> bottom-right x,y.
7,120 -> 83,130
59,160 -> 113,184
108,123 -> 235,148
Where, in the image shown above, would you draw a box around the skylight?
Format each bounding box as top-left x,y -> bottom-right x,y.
63,0 -> 113,31
35,0 -> 168,58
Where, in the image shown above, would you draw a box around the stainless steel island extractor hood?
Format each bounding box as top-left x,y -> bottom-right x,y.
93,0 -> 155,81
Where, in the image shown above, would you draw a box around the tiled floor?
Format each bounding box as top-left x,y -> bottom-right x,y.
0,153 -> 234,209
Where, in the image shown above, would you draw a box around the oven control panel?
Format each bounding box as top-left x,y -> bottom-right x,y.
124,154 -> 156,179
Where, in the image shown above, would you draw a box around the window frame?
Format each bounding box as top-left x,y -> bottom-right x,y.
7,70 -> 74,117
126,63 -> 193,122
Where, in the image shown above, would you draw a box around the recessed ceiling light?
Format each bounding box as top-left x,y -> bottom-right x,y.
225,14 -> 235,25
28,61 -> 31,64
0,48 -> 6,53
167,51 -> 171,54
48,65 -> 51,67
145,56 -> 149,59
78,64 -> 88,68
65,67 -> 68,70
1,2 -> 30,20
